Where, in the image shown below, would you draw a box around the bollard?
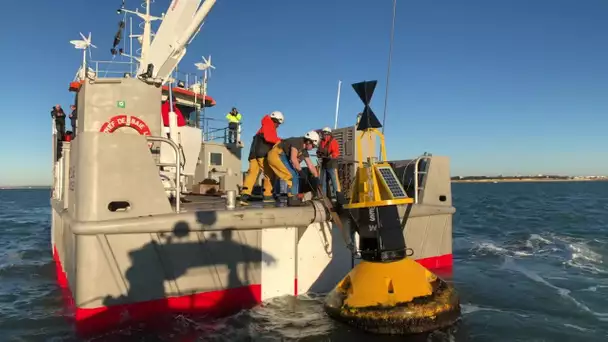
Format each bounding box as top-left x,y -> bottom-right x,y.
226,190 -> 236,209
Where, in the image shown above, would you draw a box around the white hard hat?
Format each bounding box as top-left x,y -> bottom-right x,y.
269,111 -> 284,124
321,126 -> 332,133
304,130 -> 320,147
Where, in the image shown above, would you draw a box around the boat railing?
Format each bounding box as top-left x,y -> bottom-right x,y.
204,126 -> 228,143
88,60 -> 201,89
202,117 -> 241,144
413,155 -> 432,204
146,136 -> 182,213
50,127 -> 183,211
51,118 -> 67,201
337,155 -> 430,204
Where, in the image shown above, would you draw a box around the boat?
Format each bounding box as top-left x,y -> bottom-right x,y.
50,0 -> 456,336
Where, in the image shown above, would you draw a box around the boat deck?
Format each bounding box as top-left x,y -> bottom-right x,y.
176,194 -> 278,212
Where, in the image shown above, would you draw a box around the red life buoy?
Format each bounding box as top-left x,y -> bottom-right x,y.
99,115 -> 153,148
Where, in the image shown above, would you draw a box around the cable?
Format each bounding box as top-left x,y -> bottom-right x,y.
381,0 -> 397,134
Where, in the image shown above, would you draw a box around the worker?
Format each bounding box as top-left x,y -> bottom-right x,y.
267,131 -> 320,206
240,111 -> 284,204
51,104 -> 66,140
69,105 -> 77,138
161,95 -> 186,127
317,127 -> 342,199
225,107 -> 242,144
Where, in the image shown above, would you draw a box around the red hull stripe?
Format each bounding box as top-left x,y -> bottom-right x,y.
416,253 -> 453,270
53,245 -> 452,336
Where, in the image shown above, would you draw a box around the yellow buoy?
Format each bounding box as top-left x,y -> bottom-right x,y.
324,80 -> 460,334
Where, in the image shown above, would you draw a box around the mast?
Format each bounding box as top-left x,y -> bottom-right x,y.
118,0 -> 163,71
81,48 -> 87,80
129,16 -> 133,75
195,55 -> 215,139
141,0 -> 152,65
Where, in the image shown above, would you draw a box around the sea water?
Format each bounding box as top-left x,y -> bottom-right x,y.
1,181 -> 607,341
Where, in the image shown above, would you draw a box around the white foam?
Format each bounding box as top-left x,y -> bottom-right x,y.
564,260 -> 607,275
461,303 -> 529,318
502,257 -> 608,323
581,285 -> 608,293
568,243 -> 603,264
528,234 -> 553,244
473,242 -> 533,257
563,323 -> 592,332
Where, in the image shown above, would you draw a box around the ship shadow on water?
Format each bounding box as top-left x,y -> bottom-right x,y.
84,210 -> 277,341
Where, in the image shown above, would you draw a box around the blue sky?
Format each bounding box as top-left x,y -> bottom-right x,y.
1,0 -> 607,186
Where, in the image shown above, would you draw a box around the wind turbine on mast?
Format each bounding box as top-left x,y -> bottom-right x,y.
70,32 -> 97,80
194,55 -> 215,86
195,55 -> 215,137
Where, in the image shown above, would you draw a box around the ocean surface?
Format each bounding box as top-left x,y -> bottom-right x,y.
1,182 -> 607,341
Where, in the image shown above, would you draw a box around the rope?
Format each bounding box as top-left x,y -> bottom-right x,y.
303,166 -> 358,255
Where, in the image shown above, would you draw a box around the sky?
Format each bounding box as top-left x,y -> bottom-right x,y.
1,0 -> 607,186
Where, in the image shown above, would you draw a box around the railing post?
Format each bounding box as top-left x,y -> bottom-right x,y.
413,156 -> 430,204
146,136 -> 181,213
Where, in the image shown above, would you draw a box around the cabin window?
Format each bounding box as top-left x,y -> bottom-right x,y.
209,152 -> 223,166
176,104 -> 198,127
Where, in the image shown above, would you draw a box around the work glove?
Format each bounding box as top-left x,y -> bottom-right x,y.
333,191 -> 347,212
335,191 -> 347,205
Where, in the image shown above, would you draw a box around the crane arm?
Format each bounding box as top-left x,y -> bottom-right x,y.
139,0 -> 217,83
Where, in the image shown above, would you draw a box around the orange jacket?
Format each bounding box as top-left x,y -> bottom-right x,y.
257,115 -> 281,144
319,136 -> 339,158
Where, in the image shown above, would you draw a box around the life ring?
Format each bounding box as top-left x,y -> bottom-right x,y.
99,115 -> 153,148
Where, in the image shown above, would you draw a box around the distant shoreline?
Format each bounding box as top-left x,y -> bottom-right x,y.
0,186 -> 51,190
452,178 -> 608,183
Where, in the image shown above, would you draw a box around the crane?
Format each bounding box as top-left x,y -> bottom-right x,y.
138,0 -> 218,84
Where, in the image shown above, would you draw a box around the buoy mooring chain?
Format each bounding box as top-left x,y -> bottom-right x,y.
323,80 -> 461,335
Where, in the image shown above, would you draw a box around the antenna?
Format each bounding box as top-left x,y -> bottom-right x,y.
70,32 -> 97,80
334,80 -> 342,129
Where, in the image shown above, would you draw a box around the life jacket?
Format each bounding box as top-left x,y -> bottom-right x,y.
226,112 -> 242,123
248,115 -> 280,160
318,136 -> 339,168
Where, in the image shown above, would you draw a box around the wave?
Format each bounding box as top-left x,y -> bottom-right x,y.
468,233 -> 606,275
501,257 -> 608,323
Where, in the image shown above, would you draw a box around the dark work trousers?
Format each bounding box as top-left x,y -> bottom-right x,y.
70,119 -> 77,138
228,122 -> 239,143
55,119 -> 65,140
